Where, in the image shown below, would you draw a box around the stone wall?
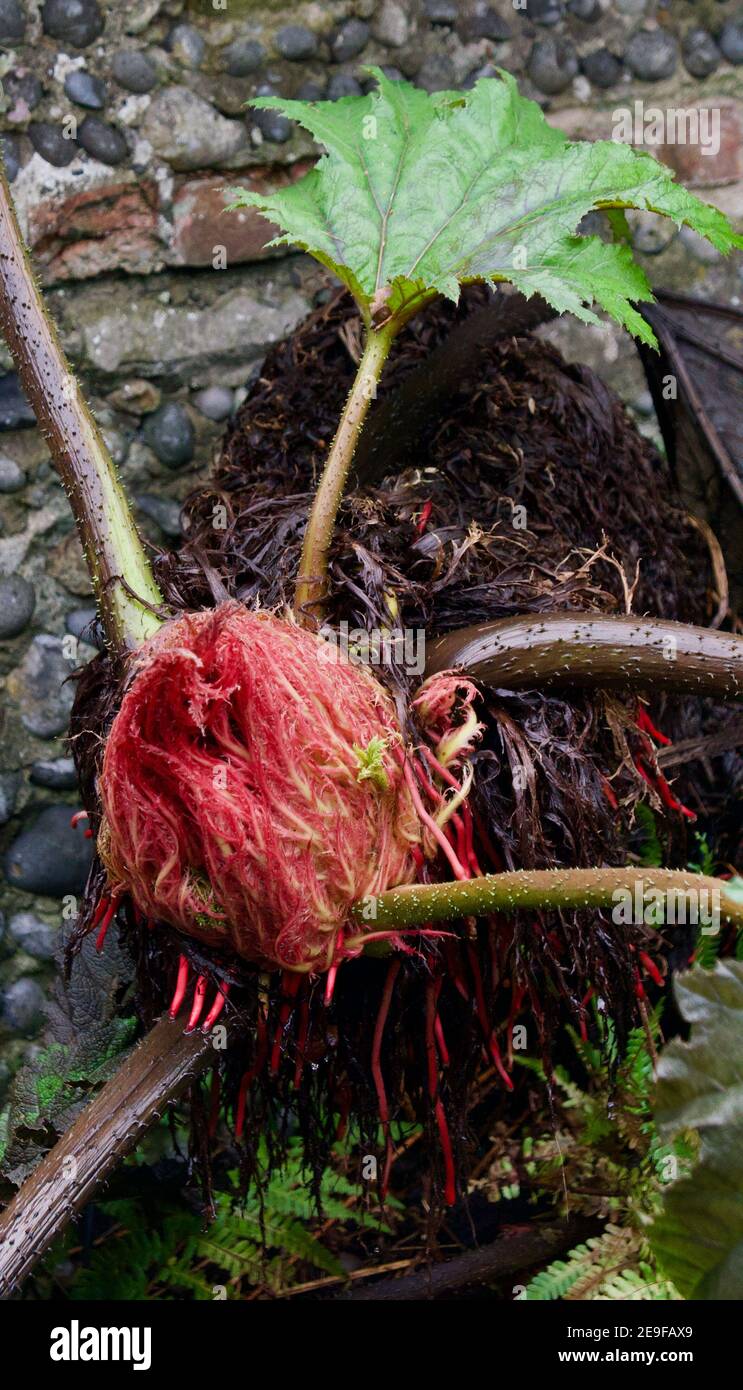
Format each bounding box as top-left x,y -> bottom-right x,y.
0,0 -> 741,1085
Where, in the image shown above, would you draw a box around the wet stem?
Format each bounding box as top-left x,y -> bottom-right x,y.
294,319 -> 397,624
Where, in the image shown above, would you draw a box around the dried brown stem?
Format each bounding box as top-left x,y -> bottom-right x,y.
340,1217 -> 598,1300
0,1014 -> 246,1296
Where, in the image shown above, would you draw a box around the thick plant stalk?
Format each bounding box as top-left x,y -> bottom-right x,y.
425,613 -> 743,699
295,321 -> 396,621
0,1014 -> 245,1296
0,165 -> 162,650
352,868 -> 743,931
2,868 -> 738,1291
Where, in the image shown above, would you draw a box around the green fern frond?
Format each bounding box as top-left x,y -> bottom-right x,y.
635,803 -> 663,868
526,1226 -> 679,1301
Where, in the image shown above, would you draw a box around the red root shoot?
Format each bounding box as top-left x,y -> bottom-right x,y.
94,891 -> 120,953
202,983 -> 230,1033
168,954 -> 190,1020
435,1099 -> 457,1206
371,960 -> 401,1199
186,974 -> 208,1032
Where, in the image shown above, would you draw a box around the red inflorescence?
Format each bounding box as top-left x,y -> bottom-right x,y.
98,603 -> 421,973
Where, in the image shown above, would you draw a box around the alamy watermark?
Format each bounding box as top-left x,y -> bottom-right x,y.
317,620 -> 426,677
612,881 -> 720,934
612,101 -> 720,158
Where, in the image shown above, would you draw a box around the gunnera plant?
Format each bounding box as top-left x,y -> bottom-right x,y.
0,70 -> 742,1288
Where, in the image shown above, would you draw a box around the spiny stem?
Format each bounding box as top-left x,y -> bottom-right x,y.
425,614 -> 743,699
353,868 -> 743,931
0,1012 -> 248,1296
0,164 -> 163,652
295,320 -> 396,624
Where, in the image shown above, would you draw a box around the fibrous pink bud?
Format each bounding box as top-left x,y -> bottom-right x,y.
98,603 -> 420,973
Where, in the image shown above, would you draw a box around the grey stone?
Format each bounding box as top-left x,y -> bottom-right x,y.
682,28 -> 720,80
64,69 -> 106,109
65,606 -> 102,649
111,50 -> 157,93
192,386 -> 234,422
0,575 -> 35,639
8,912 -> 56,961
614,0 -> 647,12
684,28 -> 723,83
327,73 -> 362,100
0,0 -> 25,41
581,48 -> 622,88
119,439 -> 155,484
41,0 -> 104,49
719,18 -> 743,66
76,116 -> 128,166
625,29 -> 678,82
424,0 -> 458,21
106,383 -> 160,414
417,54 -> 457,92
222,38 -> 264,77
459,4 -> 511,41
67,264 -> 310,386
295,80 -> 326,101
373,1 -> 410,47
9,635 -> 75,738
142,402 -> 195,469
28,122 -> 77,168
632,390 -> 654,418
567,0 -> 600,18
679,224 -> 722,265
168,22 -> 206,69
0,772 -> 21,824
108,379 -> 161,415
142,86 -> 247,171
528,37 -> 579,94
4,71 -> 43,112
0,375 -> 35,431
526,0 -> 564,27
0,134 -> 20,183
29,757 -> 78,791
0,455 -> 25,492
1,978 -> 46,1036
134,493 -> 182,537
276,24 -> 318,61
252,103 -> 293,144
4,804 -> 94,898
331,18 -> 370,63
631,210 -> 677,256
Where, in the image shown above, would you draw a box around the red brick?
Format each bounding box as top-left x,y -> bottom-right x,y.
657,101 -> 743,188
172,164 -> 310,268
30,181 -> 163,283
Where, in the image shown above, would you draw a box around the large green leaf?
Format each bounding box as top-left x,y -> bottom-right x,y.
229,68 -> 742,343
649,961 -> 743,1299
